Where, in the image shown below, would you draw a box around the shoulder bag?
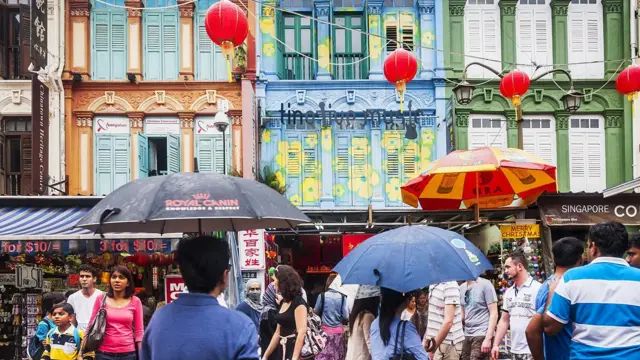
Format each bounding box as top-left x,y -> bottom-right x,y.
82,295 -> 108,353
389,321 -> 417,360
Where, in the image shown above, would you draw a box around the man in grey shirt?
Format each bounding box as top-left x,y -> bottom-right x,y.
459,277 -> 499,360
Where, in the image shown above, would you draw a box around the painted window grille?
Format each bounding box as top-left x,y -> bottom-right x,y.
280,15 -> 315,80
568,0 -> 603,79
143,0 -> 179,80
464,0 -> 501,78
333,15 -> 367,80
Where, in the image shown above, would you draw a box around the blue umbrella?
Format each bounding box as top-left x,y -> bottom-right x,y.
333,225 -> 493,293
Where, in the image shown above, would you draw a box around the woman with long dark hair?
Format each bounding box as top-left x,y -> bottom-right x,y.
410,291 -> 429,340
81,265 -> 143,360
369,288 -> 429,360
345,296 -> 380,360
262,265 -> 308,360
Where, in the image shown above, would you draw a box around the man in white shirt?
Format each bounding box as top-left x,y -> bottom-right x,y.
492,252 -> 542,360
424,281 -> 465,360
67,265 -> 103,331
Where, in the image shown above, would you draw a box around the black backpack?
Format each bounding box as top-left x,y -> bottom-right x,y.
389,321 -> 417,360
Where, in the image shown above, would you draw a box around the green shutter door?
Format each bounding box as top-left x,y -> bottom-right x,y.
162,12 -> 179,80
138,133 -> 149,178
196,136 -> 214,173
167,134 -> 181,173
111,12 -> 127,80
144,13 -> 162,80
113,136 -> 130,190
213,135 -> 226,174
95,136 -> 114,195
92,12 -> 111,80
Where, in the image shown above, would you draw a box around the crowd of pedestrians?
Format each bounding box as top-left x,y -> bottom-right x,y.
28,220 -> 640,360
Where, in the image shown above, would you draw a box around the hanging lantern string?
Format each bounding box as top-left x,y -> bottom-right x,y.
549,59 -> 626,98
92,0 -> 636,71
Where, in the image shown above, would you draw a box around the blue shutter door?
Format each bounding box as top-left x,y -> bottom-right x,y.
196,136 -> 214,172
162,12 -> 179,80
138,133 -> 149,178
144,13 -> 162,80
167,134 -> 181,173
92,12 -> 110,80
95,136 -> 114,195
334,133 -> 350,206
215,45 -> 227,80
110,12 -> 127,80
351,134 -> 369,206
213,135 -> 226,174
196,14 -> 213,80
113,136 -> 130,190
302,133 -> 319,206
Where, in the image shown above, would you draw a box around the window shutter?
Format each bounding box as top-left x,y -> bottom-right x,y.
276,11 -> 285,79
465,9 -> 483,78
195,136 -> 213,173
482,9 -> 500,72
95,136 -> 114,196
20,134 -> 32,194
196,14 -> 214,80
302,133 -> 319,205
334,133 -> 350,206
167,134 -> 181,174
111,12 -> 127,80
585,132 -> 604,192
113,136 -> 130,190
399,14 -> 414,51
516,7 -> 534,74
568,9 -> 585,77
385,16 -> 398,52
285,133 -> 302,202
351,135 -> 369,205
162,12 -> 179,80
19,4 -> 31,77
144,13 -> 162,80
533,9 -> 551,75
138,133 -> 149,178
383,131 -> 401,205
213,135 -> 225,174
92,12 -> 111,80
0,135 -> 4,193
585,9 -> 602,78
402,139 -> 417,182
0,3 -> 8,79
569,132 -> 586,192
522,121 -> 556,165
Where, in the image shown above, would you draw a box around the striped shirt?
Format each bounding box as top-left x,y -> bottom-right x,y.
547,257 -> 640,359
42,325 -> 94,360
426,282 -> 464,344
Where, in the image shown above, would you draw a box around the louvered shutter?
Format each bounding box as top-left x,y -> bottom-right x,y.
465,9 -> 483,78
399,14 -> 414,51
568,8 -> 586,77
196,14 -> 226,81
167,134 -> 181,173
111,12 -> 127,80
482,9 -> 500,72
469,131 -> 488,150
213,135 -> 225,174
0,3 -> 8,79
95,136 -> 114,196
385,16 -> 398,52
516,7 -> 534,74
584,9 -> 602,78
569,132 -> 586,192
195,136 -> 213,173
302,133 -> 319,206
144,13 -> 163,80
351,135 -> 369,205
113,136 -> 130,190
522,120 -> 556,165
92,12 -> 111,80
585,132 -> 604,192
533,9 -> 551,74
402,139 -> 417,182
285,133 -> 302,202
383,131 -> 401,205
21,134 -> 32,194
162,12 -> 179,80
138,133 -> 149,178
334,133 -> 350,206
19,4 -> 31,77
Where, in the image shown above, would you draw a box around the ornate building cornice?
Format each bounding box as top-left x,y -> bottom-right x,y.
604,109 -> 624,129
418,5 -> 435,15
124,0 -> 143,17
449,5 -> 464,16
455,112 -> 469,128
75,111 -> 94,127
127,112 -> 144,128
499,3 -> 516,16
178,0 -> 195,18
69,0 -> 91,17
367,5 -> 382,15
603,0 -> 623,13
550,3 -> 568,16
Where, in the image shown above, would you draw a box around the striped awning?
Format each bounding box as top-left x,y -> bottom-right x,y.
0,207 -> 179,240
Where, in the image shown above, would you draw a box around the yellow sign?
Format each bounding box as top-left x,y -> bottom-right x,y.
500,224 -> 540,239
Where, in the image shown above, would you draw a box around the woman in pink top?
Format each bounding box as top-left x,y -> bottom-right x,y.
81,265 -> 143,360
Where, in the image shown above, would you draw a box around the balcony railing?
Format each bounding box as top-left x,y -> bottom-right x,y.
283,53 -> 315,80
333,53 -> 367,80
5,173 -> 21,195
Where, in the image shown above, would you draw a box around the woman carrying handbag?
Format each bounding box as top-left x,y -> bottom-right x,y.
79,265 -> 144,360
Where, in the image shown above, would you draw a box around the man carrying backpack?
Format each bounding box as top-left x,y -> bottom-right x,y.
29,292 -> 66,360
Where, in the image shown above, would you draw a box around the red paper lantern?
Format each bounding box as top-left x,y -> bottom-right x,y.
205,0 -> 248,81
616,64 -> 640,101
383,49 -> 418,112
499,69 -> 531,107
135,252 -> 150,267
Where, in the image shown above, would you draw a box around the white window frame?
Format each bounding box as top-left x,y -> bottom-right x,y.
468,115 -> 508,149
464,0 -> 502,79
568,115 -> 606,192
515,0 -> 553,77
567,0 -> 604,79
521,115 -> 557,165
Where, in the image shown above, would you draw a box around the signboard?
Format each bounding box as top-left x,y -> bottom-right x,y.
164,275 -> 187,304
0,273 -> 16,286
1,240 -> 62,255
97,239 -> 171,254
30,0 -> 48,71
95,117 -> 130,134
32,78 -> 49,195
145,118 -> 180,135
538,194 -> 640,226
343,234 -> 373,256
238,229 -> 265,270
195,118 -> 223,135
16,265 -> 43,289
500,224 -> 540,239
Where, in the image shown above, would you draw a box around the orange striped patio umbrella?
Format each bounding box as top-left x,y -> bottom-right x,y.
401,147 -> 557,210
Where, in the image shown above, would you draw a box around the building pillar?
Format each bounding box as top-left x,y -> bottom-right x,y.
178,0 -> 195,80
370,121 -> 385,208
454,109 -> 470,150
554,111 -> 570,192
179,112 -> 195,172
68,0 -> 91,78
602,0 -> 624,77
315,0 -> 331,80
605,109 -> 624,187
128,112 -> 144,180
367,1 -> 384,80
418,1 -> 436,80
64,85 -> 76,192
448,0 -> 466,78
320,127 -> 334,208
231,112 -> 243,173
260,1 -> 278,80
550,1 -> 570,79
74,111 -> 94,195
499,0 -> 517,72
125,0 -> 143,81
506,111 -> 518,148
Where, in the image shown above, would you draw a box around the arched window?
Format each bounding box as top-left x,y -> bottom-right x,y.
143,0 -> 179,80
464,0 -> 501,78
91,0 -> 127,80
568,0 -> 603,79
516,0 -> 552,76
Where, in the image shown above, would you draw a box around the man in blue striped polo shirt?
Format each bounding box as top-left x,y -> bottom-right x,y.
543,221 -> 640,359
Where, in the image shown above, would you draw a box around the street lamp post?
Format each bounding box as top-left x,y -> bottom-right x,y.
452,62 -> 583,149
214,111 -> 230,175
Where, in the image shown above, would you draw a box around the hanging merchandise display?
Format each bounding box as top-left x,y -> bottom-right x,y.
615,64 -> 640,101
204,0 -> 249,81
383,48 -> 418,113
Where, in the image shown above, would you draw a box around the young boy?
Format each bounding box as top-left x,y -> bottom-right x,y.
42,303 -> 94,360
30,293 -> 66,360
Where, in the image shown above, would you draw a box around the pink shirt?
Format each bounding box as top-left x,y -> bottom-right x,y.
90,295 -> 144,353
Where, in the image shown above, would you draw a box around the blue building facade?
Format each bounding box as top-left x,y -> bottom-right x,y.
257,0 -> 447,209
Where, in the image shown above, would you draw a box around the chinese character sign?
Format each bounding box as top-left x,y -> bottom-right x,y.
238,229 -> 266,271
31,0 -> 48,70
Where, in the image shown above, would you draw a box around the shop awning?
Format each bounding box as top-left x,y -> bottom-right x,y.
603,177 -> 640,198
0,207 -> 181,240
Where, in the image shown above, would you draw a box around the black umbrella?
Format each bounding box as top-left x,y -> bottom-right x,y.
75,172 -> 310,234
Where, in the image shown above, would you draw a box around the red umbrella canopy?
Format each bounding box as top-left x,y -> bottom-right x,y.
204,0 -> 248,59
499,69 -> 530,106
616,64 -> 640,100
383,48 -> 418,112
